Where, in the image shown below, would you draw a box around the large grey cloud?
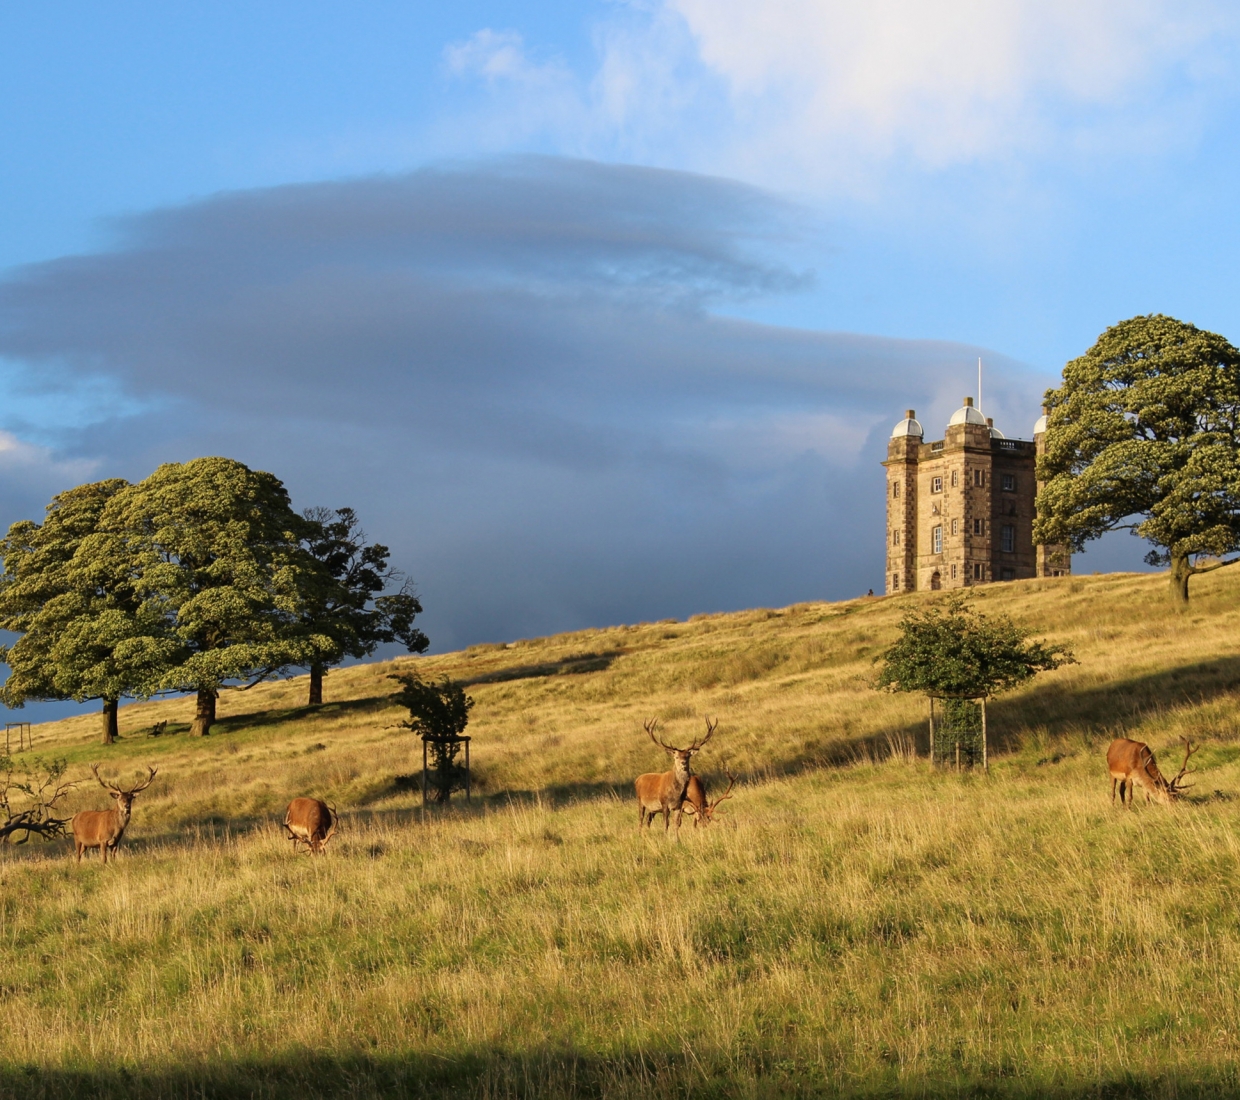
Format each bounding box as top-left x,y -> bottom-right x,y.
0,156 -> 1059,658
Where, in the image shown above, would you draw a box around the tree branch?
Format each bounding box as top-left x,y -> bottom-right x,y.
1189,556 -> 1240,576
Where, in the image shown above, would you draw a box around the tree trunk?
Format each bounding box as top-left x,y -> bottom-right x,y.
308,663 -> 324,706
100,698 -> 119,745
189,688 -> 217,737
1170,551 -> 1192,608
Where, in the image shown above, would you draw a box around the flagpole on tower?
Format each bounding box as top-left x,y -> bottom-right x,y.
978,357 -> 983,416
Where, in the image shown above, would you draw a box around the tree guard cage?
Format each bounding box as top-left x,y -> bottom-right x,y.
421,734 -> 471,806
928,697 -> 987,771
4,723 -> 32,754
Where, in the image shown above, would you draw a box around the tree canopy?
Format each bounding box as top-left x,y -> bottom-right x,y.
1035,314 -> 1240,604
299,507 -> 428,706
874,595 -> 1074,701
98,457 -> 331,735
0,479 -> 177,743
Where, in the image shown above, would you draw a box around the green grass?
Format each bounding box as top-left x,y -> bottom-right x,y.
4,568 -> 1240,1096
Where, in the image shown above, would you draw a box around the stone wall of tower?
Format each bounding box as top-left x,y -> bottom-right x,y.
882,403 -> 1060,593
1034,428 -> 1072,577
883,435 -> 919,593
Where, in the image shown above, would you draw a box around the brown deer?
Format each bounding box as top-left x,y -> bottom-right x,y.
635,717 -> 717,834
283,797 -> 338,854
1107,737 -> 1198,806
72,765 -> 157,863
681,770 -> 738,828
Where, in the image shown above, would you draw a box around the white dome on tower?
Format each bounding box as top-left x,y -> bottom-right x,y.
891,410 -> 923,438
948,398 -> 987,427
1033,413 -> 1048,434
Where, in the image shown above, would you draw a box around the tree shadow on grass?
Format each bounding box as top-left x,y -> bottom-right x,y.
458,649 -> 623,687
0,1051 -> 1233,1100
760,654 -> 1240,783
212,695 -> 394,734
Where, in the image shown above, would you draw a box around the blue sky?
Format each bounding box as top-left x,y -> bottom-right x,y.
1,1 -> 1238,716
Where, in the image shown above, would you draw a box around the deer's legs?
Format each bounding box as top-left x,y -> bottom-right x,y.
1111,777 -> 1117,804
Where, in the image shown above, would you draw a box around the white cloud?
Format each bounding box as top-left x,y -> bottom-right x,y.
438,2 -> 1238,189
444,28 -> 572,89
664,0 -> 1236,173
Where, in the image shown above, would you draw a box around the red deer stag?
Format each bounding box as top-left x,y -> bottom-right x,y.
283,797 -> 338,854
634,717 -> 717,834
72,765 -> 157,863
681,770 -> 738,828
1107,737 -> 1198,807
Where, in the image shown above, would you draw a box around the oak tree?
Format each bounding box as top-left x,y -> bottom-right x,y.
100,457 -> 330,735
1035,314 -> 1240,605
0,480 -> 176,743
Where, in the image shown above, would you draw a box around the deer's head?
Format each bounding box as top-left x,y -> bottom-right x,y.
92,764 -> 157,819
644,717 -> 718,775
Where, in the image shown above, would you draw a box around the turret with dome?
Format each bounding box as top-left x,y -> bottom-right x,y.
881,397 -> 1069,594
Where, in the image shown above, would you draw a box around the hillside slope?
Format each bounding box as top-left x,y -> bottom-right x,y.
3,569 -> 1240,1098
19,567 -> 1240,827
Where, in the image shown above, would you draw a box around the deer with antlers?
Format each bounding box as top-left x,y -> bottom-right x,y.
681,770 -> 737,828
282,797 -> 338,855
634,716 -> 716,834
71,764 -> 157,863
1107,737 -> 1197,806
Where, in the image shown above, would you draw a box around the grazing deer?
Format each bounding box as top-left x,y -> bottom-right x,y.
681,770 -> 738,828
635,717 -> 716,834
283,797 -> 338,854
72,765 -> 157,863
1107,737 -> 1198,806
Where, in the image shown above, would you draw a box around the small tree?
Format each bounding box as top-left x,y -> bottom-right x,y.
875,596 -> 1074,765
390,670 -> 473,803
299,507 -> 429,706
1036,314 -> 1240,606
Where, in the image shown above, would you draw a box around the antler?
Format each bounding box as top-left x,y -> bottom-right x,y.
689,716 -> 718,752
707,769 -> 737,814
91,763 -> 124,794
644,717 -> 674,753
127,766 -> 157,794
1169,739 -> 1199,795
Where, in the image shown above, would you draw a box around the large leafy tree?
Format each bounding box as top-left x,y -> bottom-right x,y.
299,507 -> 428,706
100,457 -> 330,736
1035,314 -> 1240,605
0,480 -> 176,744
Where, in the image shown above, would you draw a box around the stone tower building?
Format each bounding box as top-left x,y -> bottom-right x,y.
882,399 -> 1069,594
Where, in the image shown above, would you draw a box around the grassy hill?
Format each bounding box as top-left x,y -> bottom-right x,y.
4,568 -> 1240,1097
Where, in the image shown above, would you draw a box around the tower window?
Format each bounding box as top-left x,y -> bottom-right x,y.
951,518 -> 958,535
1001,568 -> 1016,581
892,530 -> 900,547
892,573 -> 899,590
951,470 -> 959,487
973,469 -> 985,487
932,525 -> 942,554
951,563 -> 958,579
1001,525 -> 1015,553
973,563 -> 985,580
973,518 -> 985,536
1002,474 -> 1016,492
892,481 -> 900,498
931,476 -> 943,493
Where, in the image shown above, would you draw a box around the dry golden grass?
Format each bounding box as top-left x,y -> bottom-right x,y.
3,567 -> 1240,1096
